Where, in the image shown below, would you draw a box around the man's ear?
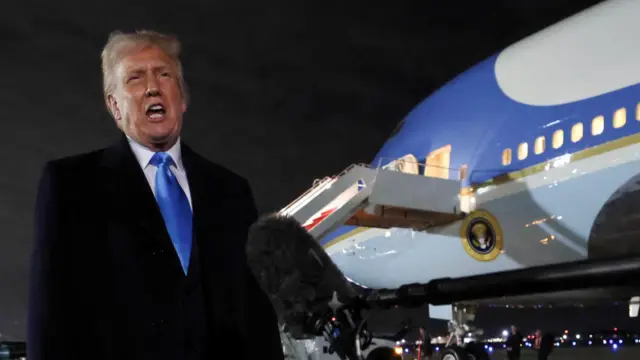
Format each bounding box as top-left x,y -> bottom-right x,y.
107,94 -> 122,121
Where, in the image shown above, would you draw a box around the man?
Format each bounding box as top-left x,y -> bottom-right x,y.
417,326 -> 432,359
534,329 -> 553,360
27,30 -> 283,360
505,325 -> 523,360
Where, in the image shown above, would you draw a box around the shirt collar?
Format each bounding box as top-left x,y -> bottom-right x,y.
126,135 -> 185,172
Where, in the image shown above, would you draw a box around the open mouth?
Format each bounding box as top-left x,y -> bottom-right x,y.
146,103 -> 166,119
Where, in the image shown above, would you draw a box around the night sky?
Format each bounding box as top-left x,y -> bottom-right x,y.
0,0 -> 610,341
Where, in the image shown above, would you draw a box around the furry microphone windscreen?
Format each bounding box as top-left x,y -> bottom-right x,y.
246,214 -> 358,318
246,214 -> 322,300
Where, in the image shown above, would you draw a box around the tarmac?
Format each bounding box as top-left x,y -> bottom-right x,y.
429,347 -> 640,360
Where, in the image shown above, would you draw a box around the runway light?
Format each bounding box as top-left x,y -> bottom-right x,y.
619,340 -> 623,344
503,344 -> 506,348
603,340 -> 607,345
572,342 -> 576,347
502,330 -> 509,337
576,334 -> 581,339
435,347 -> 440,352
588,341 -> 592,345
613,344 -> 618,351
484,345 -> 488,349
488,347 -> 493,353
609,340 -> 614,344
563,335 -> 567,339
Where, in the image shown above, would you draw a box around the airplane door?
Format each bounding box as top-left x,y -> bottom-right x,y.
425,144 -> 451,179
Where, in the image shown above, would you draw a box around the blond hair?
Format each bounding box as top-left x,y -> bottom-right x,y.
100,30 -> 190,115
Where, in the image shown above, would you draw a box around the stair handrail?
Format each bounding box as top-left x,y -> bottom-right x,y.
279,176 -> 334,215
279,162 -> 378,216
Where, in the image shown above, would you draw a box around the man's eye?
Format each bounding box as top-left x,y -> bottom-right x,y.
161,72 -> 171,77
127,76 -> 140,82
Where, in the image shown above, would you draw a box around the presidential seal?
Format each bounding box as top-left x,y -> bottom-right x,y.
460,209 -> 503,261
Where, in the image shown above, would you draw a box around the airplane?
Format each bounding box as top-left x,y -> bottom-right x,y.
277,0 -> 640,358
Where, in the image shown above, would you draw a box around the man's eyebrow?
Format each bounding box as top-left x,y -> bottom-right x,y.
123,64 -> 173,80
125,68 -> 145,76
153,65 -> 171,73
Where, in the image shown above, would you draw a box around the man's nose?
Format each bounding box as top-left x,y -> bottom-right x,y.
145,78 -> 161,97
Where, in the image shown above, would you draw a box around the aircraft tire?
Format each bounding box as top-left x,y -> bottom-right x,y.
365,346 -> 402,360
463,342 -> 489,360
440,345 -> 469,360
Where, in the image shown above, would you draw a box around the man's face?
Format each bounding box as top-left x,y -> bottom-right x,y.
108,46 -> 186,151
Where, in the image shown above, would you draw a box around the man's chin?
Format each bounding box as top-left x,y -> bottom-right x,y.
149,134 -> 177,147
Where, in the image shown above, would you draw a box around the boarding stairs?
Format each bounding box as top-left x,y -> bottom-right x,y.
278,157 -> 465,241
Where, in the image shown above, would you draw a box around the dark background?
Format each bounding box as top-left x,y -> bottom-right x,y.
0,0 -> 610,341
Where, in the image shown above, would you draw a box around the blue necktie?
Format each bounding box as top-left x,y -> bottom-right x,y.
150,152 -> 192,275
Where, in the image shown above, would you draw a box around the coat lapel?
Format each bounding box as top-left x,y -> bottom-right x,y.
181,144 -> 238,326
99,137 -> 233,284
181,144 -> 227,260
100,136 -> 174,250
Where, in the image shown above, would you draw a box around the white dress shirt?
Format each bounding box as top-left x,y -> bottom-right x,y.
126,136 -> 193,210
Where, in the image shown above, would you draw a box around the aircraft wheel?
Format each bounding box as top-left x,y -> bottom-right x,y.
464,342 -> 489,360
365,346 -> 402,360
441,346 -> 469,360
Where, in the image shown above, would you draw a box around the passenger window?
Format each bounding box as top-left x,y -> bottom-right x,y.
425,145 -> 451,179
459,164 -> 468,180
552,130 -> 564,149
502,149 -> 512,166
517,143 -> 528,160
534,136 -> 545,155
592,115 -> 604,135
571,122 -> 583,143
613,108 -> 626,129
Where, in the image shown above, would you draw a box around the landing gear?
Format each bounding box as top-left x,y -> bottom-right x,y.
441,305 -> 489,360
464,342 -> 489,360
364,347 -> 402,360
441,346 -> 468,360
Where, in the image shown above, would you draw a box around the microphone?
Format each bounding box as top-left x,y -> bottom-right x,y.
246,214 -> 366,359
246,214 -> 357,318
